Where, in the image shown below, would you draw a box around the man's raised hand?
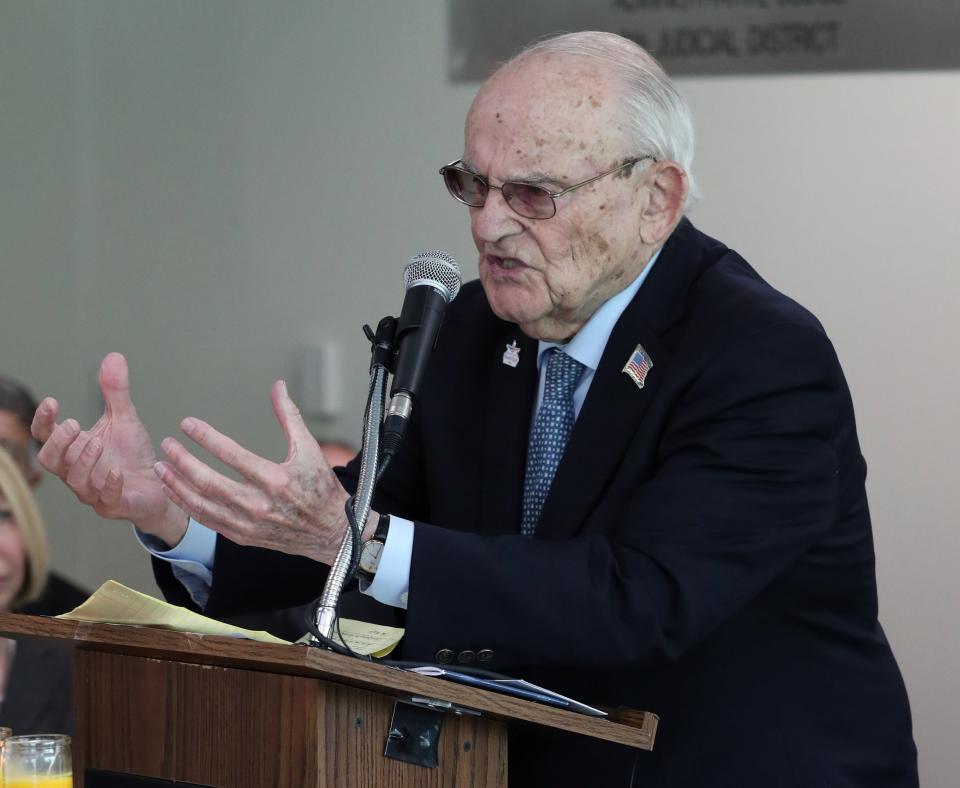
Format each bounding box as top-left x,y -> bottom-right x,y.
154,380 -> 355,565
31,352 -> 188,546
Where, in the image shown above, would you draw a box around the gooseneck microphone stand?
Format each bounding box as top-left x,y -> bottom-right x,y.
311,316 -> 397,645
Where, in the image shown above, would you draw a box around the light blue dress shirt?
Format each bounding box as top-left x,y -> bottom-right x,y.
144,249 -> 661,610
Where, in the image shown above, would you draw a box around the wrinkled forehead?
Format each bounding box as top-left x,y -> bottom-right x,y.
465,55 -> 627,171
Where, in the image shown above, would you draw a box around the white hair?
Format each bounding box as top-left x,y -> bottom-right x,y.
506,31 -> 699,207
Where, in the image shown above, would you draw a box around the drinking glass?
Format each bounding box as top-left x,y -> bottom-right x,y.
0,728 -> 11,788
1,735 -> 71,787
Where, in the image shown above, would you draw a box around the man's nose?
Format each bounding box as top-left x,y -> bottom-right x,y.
471,187 -> 523,243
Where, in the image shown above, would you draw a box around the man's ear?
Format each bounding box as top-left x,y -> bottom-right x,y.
639,161 -> 689,245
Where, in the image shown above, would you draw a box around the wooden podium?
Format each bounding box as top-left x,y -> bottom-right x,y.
0,613 -> 656,787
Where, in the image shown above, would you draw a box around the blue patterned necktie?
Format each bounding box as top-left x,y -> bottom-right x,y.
521,348 -> 587,536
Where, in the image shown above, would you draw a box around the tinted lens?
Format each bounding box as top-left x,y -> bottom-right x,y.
501,182 -> 555,219
442,167 -> 487,207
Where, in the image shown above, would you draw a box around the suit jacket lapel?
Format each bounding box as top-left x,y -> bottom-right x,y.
478,329 -> 539,535
536,219 -> 707,540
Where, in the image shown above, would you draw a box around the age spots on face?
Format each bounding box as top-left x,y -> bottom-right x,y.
590,233 -> 610,255
613,158 -> 638,180
589,95 -> 602,109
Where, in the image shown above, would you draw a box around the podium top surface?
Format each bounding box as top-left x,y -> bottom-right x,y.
0,612 -> 656,750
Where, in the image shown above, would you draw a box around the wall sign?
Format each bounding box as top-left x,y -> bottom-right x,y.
449,0 -> 960,79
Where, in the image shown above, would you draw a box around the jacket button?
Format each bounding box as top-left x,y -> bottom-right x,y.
435,648 -> 454,664
457,650 -> 476,664
477,649 -> 495,662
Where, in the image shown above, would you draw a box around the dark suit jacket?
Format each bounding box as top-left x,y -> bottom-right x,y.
157,219 -> 917,787
0,635 -> 74,736
18,571 -> 90,617
0,572 -> 85,737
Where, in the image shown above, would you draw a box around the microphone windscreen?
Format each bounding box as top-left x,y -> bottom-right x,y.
403,250 -> 462,302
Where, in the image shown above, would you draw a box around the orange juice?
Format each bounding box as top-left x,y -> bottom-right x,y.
4,776 -> 72,788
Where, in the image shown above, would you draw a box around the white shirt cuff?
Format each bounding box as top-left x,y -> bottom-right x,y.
361,516 -> 413,609
134,518 -> 217,608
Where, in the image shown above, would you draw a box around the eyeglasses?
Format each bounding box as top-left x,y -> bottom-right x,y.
440,155 -> 654,220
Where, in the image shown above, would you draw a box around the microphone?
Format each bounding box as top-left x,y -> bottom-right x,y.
382,250 -> 461,456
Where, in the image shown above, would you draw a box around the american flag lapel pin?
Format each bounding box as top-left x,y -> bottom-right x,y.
502,340 -> 521,368
622,344 -> 653,389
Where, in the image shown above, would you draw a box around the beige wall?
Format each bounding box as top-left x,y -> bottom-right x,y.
2,2 -> 957,783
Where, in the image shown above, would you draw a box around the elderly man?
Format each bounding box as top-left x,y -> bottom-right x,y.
33,32 -> 917,787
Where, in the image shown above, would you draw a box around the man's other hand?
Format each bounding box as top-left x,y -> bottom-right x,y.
31,352 -> 188,547
153,380 -> 352,565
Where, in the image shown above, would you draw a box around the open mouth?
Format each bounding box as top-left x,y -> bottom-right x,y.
487,254 -> 527,272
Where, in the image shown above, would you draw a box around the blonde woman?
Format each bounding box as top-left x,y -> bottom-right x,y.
0,446 -> 73,735
0,374 -> 88,615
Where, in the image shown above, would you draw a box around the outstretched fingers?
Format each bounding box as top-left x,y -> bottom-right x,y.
36,419 -> 81,477
155,462 -> 251,544
65,436 -> 105,503
158,436 -> 250,503
178,418 -> 278,487
31,397 -> 60,443
95,468 -> 125,514
99,352 -> 139,419
272,380 -> 317,462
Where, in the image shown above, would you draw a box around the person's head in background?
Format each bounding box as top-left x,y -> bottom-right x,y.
0,447 -> 49,612
0,376 -> 42,489
316,440 -> 356,470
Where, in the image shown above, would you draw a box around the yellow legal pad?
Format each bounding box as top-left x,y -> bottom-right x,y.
58,579 -> 404,658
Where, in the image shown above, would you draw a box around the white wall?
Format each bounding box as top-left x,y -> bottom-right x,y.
1,2 -> 957,784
